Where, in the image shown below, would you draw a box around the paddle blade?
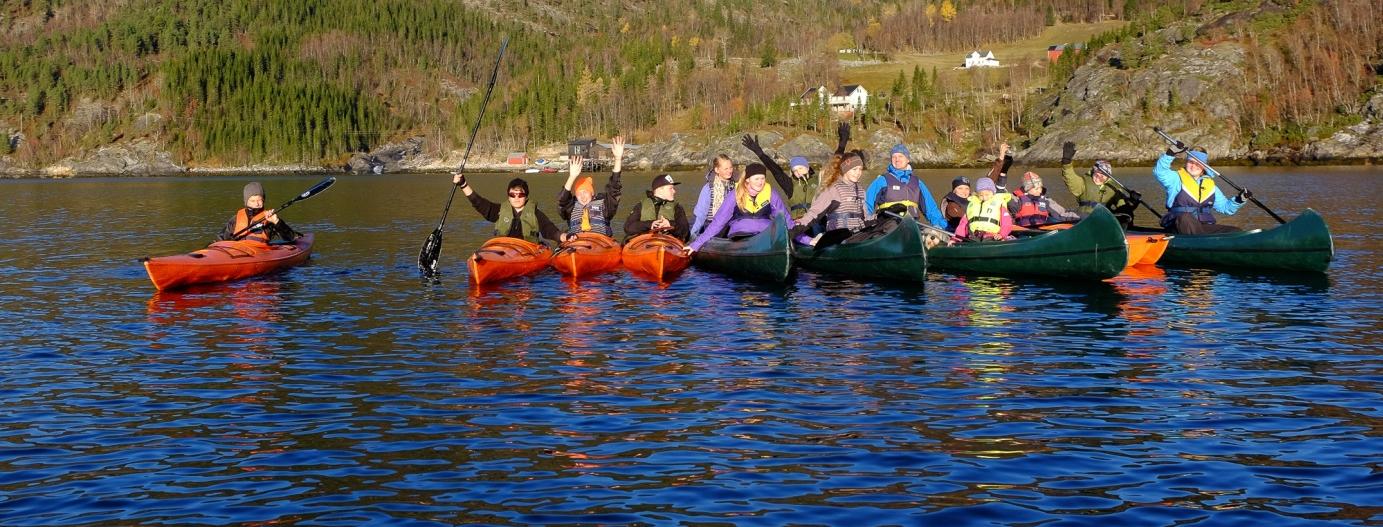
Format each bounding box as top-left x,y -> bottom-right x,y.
296,176 -> 336,201
418,229 -> 444,277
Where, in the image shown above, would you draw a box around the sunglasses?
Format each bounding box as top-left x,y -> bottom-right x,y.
508,192 -> 527,198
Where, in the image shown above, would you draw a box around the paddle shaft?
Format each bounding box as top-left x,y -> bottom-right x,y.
1152,127 -> 1286,224
229,176 -> 336,241
431,37 -> 509,235
1102,174 -> 1166,218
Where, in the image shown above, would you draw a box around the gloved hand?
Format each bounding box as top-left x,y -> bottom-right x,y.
741,134 -> 763,154
452,173 -> 467,187
837,121 -> 851,151
1236,189 -> 1252,203
1167,140 -> 1187,156
1061,141 -> 1076,165
1128,190 -> 1142,203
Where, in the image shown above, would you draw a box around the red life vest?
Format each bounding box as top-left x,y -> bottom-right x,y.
233,208 -> 271,244
1014,195 -> 1051,227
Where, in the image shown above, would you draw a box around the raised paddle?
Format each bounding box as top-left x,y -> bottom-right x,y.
229,176 -> 336,241
418,36 -> 510,278
1153,127 -> 1287,224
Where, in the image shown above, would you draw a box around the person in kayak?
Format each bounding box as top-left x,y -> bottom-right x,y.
454,173 -> 566,244
686,163 -> 788,253
217,182 -> 299,244
690,154 -> 738,239
1154,144 -> 1246,234
793,151 -> 872,246
954,177 -> 1014,241
942,176 -> 970,232
741,122 -> 852,222
623,174 -> 690,241
1009,172 -> 1080,227
1060,141 -> 1139,228
864,143 -> 946,228
558,136 -> 624,238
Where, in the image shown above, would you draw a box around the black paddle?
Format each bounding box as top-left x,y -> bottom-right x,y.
418,36 -> 510,278
1153,127 -> 1287,224
228,176 -> 336,241
1101,173 -> 1165,218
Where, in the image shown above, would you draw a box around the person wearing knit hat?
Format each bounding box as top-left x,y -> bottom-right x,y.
558,136 -> 626,239
216,181 -> 299,243
742,122 -> 851,220
1060,140 -> 1140,228
863,142 -> 946,228
687,162 -> 789,253
1154,144 -> 1245,234
954,177 -> 1014,241
624,174 -> 690,241
792,150 -> 874,246
942,176 -> 971,231
1009,171 -> 1080,227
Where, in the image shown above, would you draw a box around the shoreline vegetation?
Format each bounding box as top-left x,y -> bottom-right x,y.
3,1 -> 1380,179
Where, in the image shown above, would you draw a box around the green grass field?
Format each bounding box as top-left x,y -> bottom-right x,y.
842,20 -> 1129,89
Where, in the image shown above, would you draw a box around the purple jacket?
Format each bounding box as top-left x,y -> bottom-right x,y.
689,188 -> 788,251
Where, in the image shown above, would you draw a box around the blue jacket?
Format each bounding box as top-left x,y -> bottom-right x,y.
1153,154 -> 1242,216
864,169 -> 946,227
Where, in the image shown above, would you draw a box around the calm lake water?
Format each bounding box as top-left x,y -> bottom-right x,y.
1,166 -> 1380,525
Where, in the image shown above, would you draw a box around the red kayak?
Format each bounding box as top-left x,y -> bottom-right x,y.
622,233 -> 691,282
550,232 -> 622,279
468,237 -> 554,286
142,233 -> 315,291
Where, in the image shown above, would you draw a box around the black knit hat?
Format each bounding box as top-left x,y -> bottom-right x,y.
744,163 -> 768,178
952,176 -> 970,189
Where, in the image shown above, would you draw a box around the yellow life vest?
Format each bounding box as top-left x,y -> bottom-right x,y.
1178,168 -> 1217,204
737,185 -> 773,214
965,194 -> 1010,234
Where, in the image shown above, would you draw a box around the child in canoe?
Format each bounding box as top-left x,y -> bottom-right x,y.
690,154 -> 738,239
1009,172 -> 1080,227
954,177 -> 1014,241
217,182 -> 299,243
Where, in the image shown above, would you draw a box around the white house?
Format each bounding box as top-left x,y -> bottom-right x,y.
795,85 -> 869,115
963,51 -> 1000,68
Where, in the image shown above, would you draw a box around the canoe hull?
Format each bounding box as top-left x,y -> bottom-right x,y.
468,237 -> 554,285
693,215 -> 792,282
1152,209 -> 1333,273
550,232 -> 622,279
142,233 -> 315,291
929,206 -> 1128,280
622,233 -> 692,282
791,216 -> 927,282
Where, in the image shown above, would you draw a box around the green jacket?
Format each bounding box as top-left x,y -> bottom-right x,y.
1062,163 -> 1132,215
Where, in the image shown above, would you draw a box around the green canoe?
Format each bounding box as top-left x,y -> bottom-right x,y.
791,216 -> 927,283
929,205 -> 1128,280
693,215 -> 793,282
1150,208 -> 1333,273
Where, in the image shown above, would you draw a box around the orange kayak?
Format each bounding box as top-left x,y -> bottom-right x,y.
622,233 -> 691,282
1128,233 -> 1170,266
142,233 -> 315,291
468,237 -> 553,286
550,232 -> 622,278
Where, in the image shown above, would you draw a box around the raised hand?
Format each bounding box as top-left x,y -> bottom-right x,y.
999,142 -> 1010,159
1061,141 -> 1076,164
611,135 -> 625,160
837,121 -> 851,148
741,134 -> 763,154
452,172 -> 467,186
568,155 -> 584,181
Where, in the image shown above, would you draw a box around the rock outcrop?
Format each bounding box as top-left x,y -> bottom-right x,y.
46,139 -> 184,175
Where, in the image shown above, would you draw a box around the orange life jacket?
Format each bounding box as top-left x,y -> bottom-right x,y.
233,208 -> 271,244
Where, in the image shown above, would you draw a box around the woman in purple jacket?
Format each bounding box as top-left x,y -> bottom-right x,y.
687,163 -> 788,253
